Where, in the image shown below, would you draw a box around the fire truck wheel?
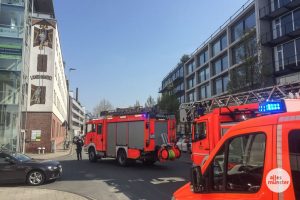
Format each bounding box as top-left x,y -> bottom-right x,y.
117,149 -> 128,166
88,148 -> 97,163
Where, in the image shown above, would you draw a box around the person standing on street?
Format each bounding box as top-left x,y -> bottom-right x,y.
76,137 -> 84,160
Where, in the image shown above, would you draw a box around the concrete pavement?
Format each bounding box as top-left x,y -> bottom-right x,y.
0,187 -> 89,200
0,144 -> 90,200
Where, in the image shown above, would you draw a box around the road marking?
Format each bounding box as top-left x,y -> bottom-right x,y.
128,178 -> 144,183
150,177 -> 185,185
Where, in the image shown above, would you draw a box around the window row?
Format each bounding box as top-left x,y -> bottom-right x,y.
186,73 -> 229,101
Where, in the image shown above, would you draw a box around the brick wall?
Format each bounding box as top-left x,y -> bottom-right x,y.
25,112 -> 66,153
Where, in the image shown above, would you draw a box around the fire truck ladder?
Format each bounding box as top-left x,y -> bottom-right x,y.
180,82 -> 300,122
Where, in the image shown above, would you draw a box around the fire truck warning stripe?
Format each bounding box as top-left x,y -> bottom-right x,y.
277,124 -> 284,200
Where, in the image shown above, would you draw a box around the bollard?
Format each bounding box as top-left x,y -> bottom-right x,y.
42,147 -> 45,154
38,147 -> 41,154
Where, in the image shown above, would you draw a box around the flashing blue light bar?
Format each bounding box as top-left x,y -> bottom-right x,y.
258,100 -> 286,114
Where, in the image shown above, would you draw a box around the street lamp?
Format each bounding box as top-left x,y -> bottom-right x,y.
68,68 -> 76,90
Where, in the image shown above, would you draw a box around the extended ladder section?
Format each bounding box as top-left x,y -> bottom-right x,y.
180,82 -> 300,122
100,107 -> 174,119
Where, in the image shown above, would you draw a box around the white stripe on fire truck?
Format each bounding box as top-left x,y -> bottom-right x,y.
277,124 -> 284,200
278,115 -> 300,122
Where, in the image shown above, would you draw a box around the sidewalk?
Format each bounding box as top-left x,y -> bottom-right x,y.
26,143 -> 73,160
0,187 -> 89,200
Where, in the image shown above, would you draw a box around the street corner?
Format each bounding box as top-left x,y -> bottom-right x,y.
0,187 -> 89,200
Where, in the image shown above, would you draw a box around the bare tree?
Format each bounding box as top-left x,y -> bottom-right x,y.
145,95 -> 156,108
93,99 -> 113,117
134,100 -> 141,108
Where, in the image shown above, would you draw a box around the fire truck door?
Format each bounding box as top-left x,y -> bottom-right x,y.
95,124 -> 104,151
192,121 -> 209,165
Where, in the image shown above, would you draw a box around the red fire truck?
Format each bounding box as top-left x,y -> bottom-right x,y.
173,97 -> 300,200
180,82 -> 300,165
84,108 -> 180,166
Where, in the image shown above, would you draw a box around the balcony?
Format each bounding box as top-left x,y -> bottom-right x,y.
259,0 -> 300,20
274,54 -> 300,76
174,89 -> 184,95
261,20 -> 300,46
1,0 -> 25,7
0,24 -> 24,39
159,82 -> 174,93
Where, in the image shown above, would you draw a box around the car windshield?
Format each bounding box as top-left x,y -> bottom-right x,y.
11,153 -> 32,162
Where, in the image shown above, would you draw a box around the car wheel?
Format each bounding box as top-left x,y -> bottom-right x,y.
27,170 -> 45,186
88,148 -> 97,163
117,149 -> 127,166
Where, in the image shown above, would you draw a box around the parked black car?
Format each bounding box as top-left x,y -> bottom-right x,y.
0,151 -> 62,186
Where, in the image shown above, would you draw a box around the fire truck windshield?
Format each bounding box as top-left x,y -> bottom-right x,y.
194,122 -> 207,141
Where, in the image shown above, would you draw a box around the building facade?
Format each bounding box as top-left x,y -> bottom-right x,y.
160,0 -> 300,104
159,63 -> 185,104
185,1 -> 256,102
68,89 -> 85,137
24,0 -> 68,153
0,0 -> 31,152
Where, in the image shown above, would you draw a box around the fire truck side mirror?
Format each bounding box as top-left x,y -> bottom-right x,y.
191,165 -> 204,193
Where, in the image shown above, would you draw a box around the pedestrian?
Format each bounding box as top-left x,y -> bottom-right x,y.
76,137 -> 84,160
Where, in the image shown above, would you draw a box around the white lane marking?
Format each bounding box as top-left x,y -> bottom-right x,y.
150,177 -> 185,185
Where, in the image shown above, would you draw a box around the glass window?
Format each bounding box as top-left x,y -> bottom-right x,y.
194,122 -> 207,140
288,130 -> 300,200
86,123 -> 95,133
213,59 -> 222,75
296,39 -> 300,62
222,55 -> 228,71
232,21 -> 243,42
212,40 -> 221,57
281,13 -> 293,35
198,49 -> 208,66
226,134 -> 266,192
97,124 -> 102,134
205,67 -> 210,80
232,44 -> 245,65
283,41 -> 296,66
210,145 -> 226,191
221,34 -> 228,50
245,12 -> 256,31
215,78 -> 223,94
294,9 -> 300,30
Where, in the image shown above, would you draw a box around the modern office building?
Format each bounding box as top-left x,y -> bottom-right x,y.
68,88 -> 85,137
160,0 -> 300,104
258,0 -> 300,84
159,62 -> 185,104
0,0 -> 31,152
24,0 -> 69,153
185,1 -> 257,102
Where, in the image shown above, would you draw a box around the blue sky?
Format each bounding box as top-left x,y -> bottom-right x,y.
53,0 -> 249,112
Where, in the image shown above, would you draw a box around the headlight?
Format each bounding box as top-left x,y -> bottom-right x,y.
47,166 -> 58,171
171,196 -> 176,200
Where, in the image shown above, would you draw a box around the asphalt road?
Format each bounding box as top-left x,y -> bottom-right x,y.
38,151 -> 192,200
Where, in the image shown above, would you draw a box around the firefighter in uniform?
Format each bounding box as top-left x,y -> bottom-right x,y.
75,137 -> 84,160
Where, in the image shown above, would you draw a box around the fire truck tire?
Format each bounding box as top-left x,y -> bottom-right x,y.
117,149 -> 128,166
88,148 -> 97,163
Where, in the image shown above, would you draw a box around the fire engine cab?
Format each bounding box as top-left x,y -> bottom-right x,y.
84,108 -> 180,166
173,97 -> 300,199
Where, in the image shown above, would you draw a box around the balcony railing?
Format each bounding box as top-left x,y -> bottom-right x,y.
0,24 -> 24,39
274,53 -> 300,73
1,0 -> 25,7
259,0 -> 300,19
261,18 -> 300,46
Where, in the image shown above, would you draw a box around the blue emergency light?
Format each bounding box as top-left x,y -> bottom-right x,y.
258,100 -> 286,114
